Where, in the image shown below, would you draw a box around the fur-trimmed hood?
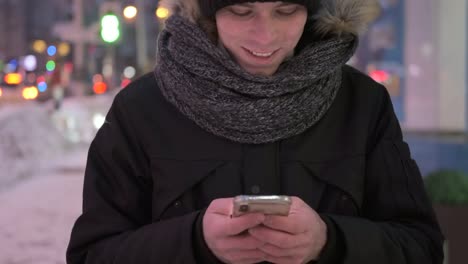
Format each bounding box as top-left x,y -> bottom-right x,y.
159,0 -> 381,40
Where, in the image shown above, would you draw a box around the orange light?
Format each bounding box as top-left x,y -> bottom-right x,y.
0,88 -> 3,97
22,86 -> 39,100
4,73 -> 23,85
93,81 -> 107,94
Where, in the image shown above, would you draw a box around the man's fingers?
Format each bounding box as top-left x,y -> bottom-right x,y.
206,198 -> 234,215
263,215 -> 302,234
225,213 -> 265,235
218,233 -> 265,251
259,242 -> 305,258
248,225 -> 305,249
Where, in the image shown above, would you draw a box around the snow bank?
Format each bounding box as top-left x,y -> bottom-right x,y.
0,94 -> 114,189
0,103 -> 69,188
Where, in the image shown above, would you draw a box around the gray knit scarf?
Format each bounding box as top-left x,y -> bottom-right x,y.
154,15 -> 357,144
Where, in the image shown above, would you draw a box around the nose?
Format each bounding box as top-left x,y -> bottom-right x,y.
250,14 -> 277,47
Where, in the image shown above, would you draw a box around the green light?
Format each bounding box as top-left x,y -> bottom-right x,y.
101,13 -> 120,43
46,60 -> 56,71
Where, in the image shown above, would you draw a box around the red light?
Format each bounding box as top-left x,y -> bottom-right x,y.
37,76 -> 46,83
64,62 -> 74,73
369,70 -> 390,83
121,78 -> 131,88
93,81 -> 107,94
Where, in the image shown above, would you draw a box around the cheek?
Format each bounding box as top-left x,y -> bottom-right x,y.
217,20 -> 242,44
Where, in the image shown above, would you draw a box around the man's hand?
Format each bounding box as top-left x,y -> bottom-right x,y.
203,198 -> 267,264
248,197 -> 327,264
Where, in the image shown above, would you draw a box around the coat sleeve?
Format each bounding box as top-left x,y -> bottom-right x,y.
66,91 -> 203,263
324,86 -> 444,264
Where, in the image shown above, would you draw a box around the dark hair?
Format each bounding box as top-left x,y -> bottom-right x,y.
198,0 -> 318,18
198,0 -> 323,50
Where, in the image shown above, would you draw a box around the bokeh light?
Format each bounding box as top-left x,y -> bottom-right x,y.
47,45 -> 57,56
22,86 -> 39,100
123,66 -> 136,79
38,82 -> 48,92
23,55 -> 37,71
46,60 -> 56,71
123,6 -> 138,19
32,40 -> 47,53
156,7 -> 170,19
58,43 -> 71,57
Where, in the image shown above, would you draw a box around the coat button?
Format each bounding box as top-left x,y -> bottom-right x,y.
251,185 -> 260,194
174,201 -> 182,208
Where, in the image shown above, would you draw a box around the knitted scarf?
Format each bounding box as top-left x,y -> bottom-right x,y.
154,15 -> 357,144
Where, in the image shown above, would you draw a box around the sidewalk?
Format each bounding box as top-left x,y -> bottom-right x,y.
0,149 -> 87,264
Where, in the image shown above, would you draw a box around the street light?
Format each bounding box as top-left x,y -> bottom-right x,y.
123,5 -> 138,20
156,6 -> 170,19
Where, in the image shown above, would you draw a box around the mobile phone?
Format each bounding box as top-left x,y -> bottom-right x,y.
232,195 -> 292,217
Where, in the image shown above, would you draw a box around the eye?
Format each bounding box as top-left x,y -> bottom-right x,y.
276,6 -> 299,16
229,6 -> 252,16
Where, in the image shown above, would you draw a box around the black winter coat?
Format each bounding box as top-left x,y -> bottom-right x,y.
66,65 -> 444,263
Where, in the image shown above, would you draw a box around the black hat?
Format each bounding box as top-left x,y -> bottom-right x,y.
198,0 -> 318,18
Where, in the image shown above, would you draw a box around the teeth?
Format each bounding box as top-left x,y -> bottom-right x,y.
250,50 -> 273,57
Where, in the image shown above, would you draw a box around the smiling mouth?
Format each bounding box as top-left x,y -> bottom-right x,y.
244,47 -> 278,58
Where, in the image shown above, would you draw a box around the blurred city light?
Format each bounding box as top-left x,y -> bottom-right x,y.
5,60 -> 18,73
156,6 -> 170,19
93,113 -> 106,129
100,13 -> 120,43
121,78 -> 131,88
47,45 -> 57,56
46,60 -> 56,72
4,73 -> 23,85
123,66 -> 136,79
93,81 -> 107,94
38,82 -> 48,92
58,43 -> 71,57
0,88 -> 3,97
22,86 -> 39,100
23,55 -> 38,71
64,62 -> 74,73
123,6 -> 138,20
369,69 -> 390,84
32,40 -> 47,54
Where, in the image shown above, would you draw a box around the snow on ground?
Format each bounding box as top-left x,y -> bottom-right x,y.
0,93 -> 115,263
0,150 -> 86,264
0,94 -> 113,190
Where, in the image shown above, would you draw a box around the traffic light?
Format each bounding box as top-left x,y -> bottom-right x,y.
100,12 -> 120,44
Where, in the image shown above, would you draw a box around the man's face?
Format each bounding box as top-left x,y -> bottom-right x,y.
216,2 -> 308,76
